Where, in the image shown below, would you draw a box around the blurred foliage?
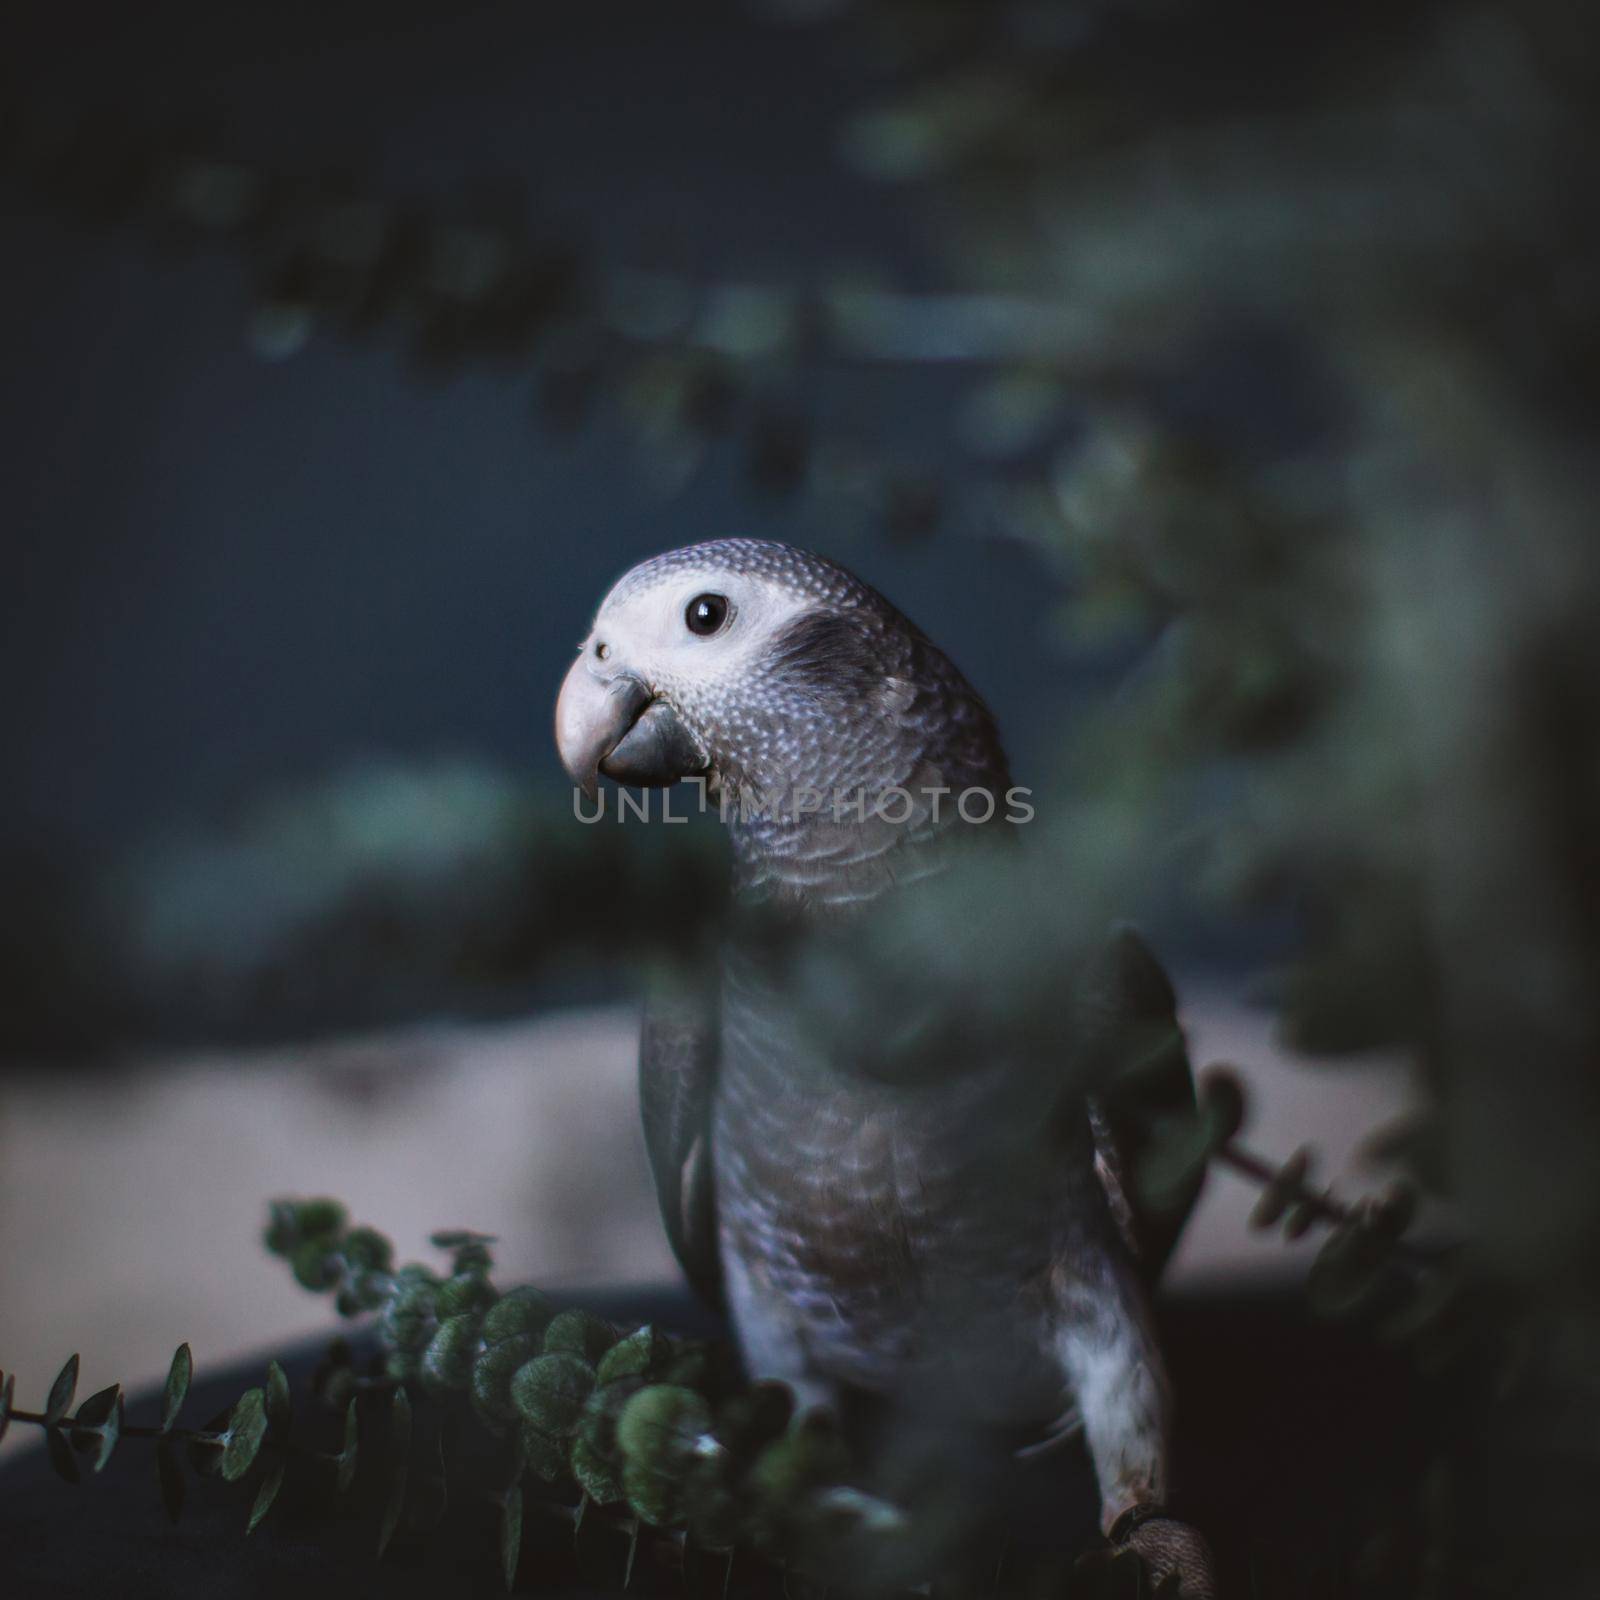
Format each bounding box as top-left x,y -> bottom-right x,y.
4,0 -> 1599,1590
5,1174 -> 1426,1594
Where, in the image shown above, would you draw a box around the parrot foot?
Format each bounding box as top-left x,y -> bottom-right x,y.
1107,1506 -> 1217,1599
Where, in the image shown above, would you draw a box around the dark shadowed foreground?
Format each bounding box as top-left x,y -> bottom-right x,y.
0,1286 -> 1426,1599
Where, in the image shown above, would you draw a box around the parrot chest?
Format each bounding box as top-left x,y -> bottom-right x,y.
712,1032 -> 1082,1403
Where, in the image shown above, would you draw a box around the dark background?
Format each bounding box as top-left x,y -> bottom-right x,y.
2,0 -> 1074,866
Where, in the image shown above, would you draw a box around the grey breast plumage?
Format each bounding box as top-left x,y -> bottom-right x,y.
625,542 -> 1199,1373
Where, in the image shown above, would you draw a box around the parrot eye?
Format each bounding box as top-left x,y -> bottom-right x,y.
685,593 -> 730,637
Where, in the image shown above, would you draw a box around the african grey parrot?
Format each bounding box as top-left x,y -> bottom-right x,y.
555,539 -> 1214,1595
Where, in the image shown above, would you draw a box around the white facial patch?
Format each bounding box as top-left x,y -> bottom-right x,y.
586,568 -> 814,700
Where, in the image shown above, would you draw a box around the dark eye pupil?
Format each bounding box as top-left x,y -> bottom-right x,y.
686,593 -> 728,635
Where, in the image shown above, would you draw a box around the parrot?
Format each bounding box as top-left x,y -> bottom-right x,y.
555,538 -> 1215,1595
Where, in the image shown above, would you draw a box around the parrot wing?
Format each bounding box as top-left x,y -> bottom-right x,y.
639,985 -> 724,1307
1072,924 -> 1203,1281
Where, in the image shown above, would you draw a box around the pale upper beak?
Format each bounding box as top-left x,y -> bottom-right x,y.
554,654 -> 707,798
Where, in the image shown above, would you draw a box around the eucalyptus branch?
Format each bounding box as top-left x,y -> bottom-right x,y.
0,1341 -> 353,1527
1129,1061 -> 1465,1354
5,1164 -> 1465,1594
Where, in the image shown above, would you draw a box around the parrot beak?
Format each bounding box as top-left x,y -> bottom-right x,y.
555,658 -> 707,798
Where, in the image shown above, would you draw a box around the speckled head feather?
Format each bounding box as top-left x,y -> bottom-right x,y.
604,538 -> 878,611
577,539 -> 1012,906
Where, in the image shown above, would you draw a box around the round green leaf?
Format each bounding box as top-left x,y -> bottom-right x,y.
747,1415 -> 850,1532
570,1433 -> 624,1504
510,1353 -> 595,1437
435,1270 -> 497,1319
380,1279 -> 439,1352
596,1325 -> 669,1388
482,1286 -> 555,1345
342,1226 -> 394,1273
290,1240 -> 337,1292
472,1333 -> 542,1428
543,1309 -> 617,1364
616,1385 -> 713,1476
295,1199 -> 348,1237
422,1313 -> 483,1391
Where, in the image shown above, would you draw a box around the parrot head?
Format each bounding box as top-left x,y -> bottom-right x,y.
556,539 -> 1009,822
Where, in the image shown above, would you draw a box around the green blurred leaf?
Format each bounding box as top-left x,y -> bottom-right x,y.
431,1229 -> 496,1276
335,1396 -> 360,1493
544,1309 -> 618,1364
501,1483 -> 524,1591
596,1325 -> 669,1388
1283,1200 -> 1317,1241
263,1200 -> 300,1257
188,1404 -> 234,1475
290,1240 -> 337,1292
296,1199 -> 347,1237
342,1226 -> 394,1273
1307,1223 -> 1393,1319
472,1332 -> 541,1430
573,1494 -> 633,1588
432,1228 -> 492,1254
379,1280 -> 438,1353
72,1384 -> 123,1472
247,1458 -> 285,1534
482,1286 -> 555,1345
1135,1068 -> 1245,1214
264,1360 -> 291,1435
45,1354 -> 79,1427
959,368 -> 1064,461
410,1425 -> 450,1535
511,1352 -> 597,1437
617,1385 -> 714,1475
1376,1265 -> 1468,1348
435,1270 -> 497,1319
747,1414 -> 850,1536
377,1387 -> 412,1558
46,1427 -> 80,1486
157,1438 -> 185,1523
1250,1147 -> 1312,1231
571,1434 -> 625,1505
522,1423 -> 567,1484
422,1312 -> 483,1391
622,1516 -> 641,1590
222,1388 -> 269,1482
683,1537 -> 735,1600
161,1344 -> 192,1433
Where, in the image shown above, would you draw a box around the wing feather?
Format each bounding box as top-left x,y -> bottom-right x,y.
1072,924 -> 1202,1280
639,986 -> 723,1306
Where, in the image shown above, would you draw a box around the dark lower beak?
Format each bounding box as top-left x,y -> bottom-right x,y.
555,661 -> 706,797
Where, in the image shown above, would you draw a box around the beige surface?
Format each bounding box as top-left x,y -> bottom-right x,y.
0,988 -> 1411,1458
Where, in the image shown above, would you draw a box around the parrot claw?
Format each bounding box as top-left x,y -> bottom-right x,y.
1111,1512 -> 1217,1599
